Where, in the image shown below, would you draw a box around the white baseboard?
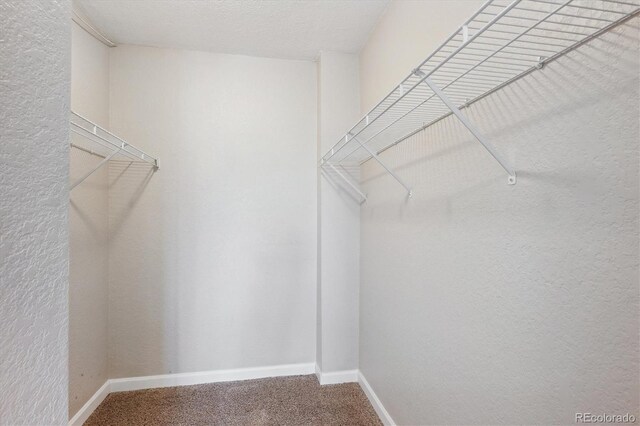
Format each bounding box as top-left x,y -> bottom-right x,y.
109,362 -> 316,392
316,368 -> 359,385
68,364 -> 393,426
68,362 -> 315,425
68,380 -> 111,426
358,372 -> 395,426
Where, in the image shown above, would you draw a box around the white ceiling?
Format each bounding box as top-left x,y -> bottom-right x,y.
74,0 -> 390,60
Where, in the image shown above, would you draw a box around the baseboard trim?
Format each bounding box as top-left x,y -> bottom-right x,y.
316,368 -> 359,385
68,380 -> 111,426
68,364 -> 393,426
68,363 -> 315,425
358,372 -> 395,426
109,362 -> 316,392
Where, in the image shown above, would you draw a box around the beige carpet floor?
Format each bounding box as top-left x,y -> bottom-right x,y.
84,374 -> 382,425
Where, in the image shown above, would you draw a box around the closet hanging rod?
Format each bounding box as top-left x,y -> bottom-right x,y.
70,127 -> 143,164
69,111 -> 159,190
70,111 -> 159,169
373,6 -> 640,160
320,0 -> 640,192
70,142 -> 107,159
321,0 -> 496,161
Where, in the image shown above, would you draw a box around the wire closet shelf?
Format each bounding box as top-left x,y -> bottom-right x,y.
69,111 -> 159,190
321,0 -> 640,198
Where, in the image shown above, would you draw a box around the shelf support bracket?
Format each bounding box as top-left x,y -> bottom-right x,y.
419,73 -> 517,185
70,144 -> 124,190
323,162 -> 367,204
351,134 -> 412,197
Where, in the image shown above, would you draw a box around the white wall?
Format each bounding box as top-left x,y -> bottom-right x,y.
107,45 -> 318,378
317,51 -> 361,375
358,3 -> 639,424
0,1 -> 71,424
69,22 -> 110,419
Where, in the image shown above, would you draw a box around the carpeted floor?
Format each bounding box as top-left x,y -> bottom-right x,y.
84,374 -> 382,425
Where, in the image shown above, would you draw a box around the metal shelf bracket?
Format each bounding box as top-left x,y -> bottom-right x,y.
70,143 -> 124,190
322,162 -> 367,204
417,71 -> 517,185
317,0 -> 639,197
350,134 -> 413,196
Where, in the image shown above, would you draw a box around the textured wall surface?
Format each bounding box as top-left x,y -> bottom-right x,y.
107,46 -> 317,378
69,21 -> 110,419
359,15 -> 639,425
317,52 -> 361,373
0,1 -> 71,424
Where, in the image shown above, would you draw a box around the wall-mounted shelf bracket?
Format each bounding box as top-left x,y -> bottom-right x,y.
350,134 -> 413,197
416,70 -> 516,185
319,0 -> 638,197
322,161 -> 367,204
70,144 -> 124,190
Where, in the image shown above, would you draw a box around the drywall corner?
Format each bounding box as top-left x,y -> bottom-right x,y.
317,51 -> 361,374
68,19 -> 111,420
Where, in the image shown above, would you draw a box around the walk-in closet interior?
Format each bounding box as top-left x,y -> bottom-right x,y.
1,0 -> 639,425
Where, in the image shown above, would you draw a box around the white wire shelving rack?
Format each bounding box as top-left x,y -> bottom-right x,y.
321,0 -> 640,201
69,111 -> 159,190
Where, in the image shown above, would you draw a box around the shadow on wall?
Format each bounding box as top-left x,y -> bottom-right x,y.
107,159 -> 163,378
69,148 -> 110,238
321,164 -> 364,205
109,160 -> 156,236
360,24 -> 639,207
357,20 -> 639,425
69,145 -> 111,417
